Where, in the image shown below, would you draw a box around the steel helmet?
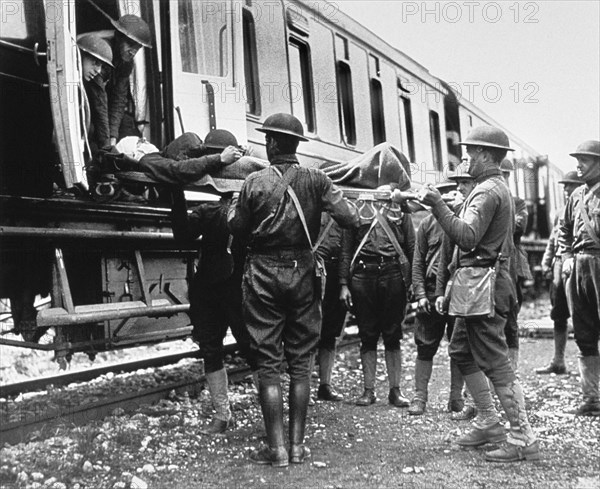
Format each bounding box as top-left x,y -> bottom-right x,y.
459,125 -> 514,151
435,179 -> 457,191
204,129 -> 239,149
111,15 -> 152,48
559,170 -> 584,185
569,140 -> 600,158
256,113 -> 308,141
448,163 -> 474,181
77,33 -> 114,68
500,158 -> 515,172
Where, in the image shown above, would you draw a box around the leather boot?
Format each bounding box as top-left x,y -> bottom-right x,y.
200,368 -> 231,435
536,323 -> 568,374
448,359 -> 465,413
456,372 -> 504,446
385,349 -> 409,407
249,383 -> 288,467
508,348 -> 519,375
317,348 -> 343,401
289,380 -> 311,464
408,359 -> 432,415
486,381 -> 539,462
356,350 -> 377,406
566,356 -> 600,416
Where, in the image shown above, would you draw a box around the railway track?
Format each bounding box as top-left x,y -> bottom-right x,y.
0,336 -> 361,446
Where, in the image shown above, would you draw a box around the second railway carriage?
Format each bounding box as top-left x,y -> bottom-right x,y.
0,0 -> 563,363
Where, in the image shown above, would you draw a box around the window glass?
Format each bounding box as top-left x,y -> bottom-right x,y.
243,9 -> 260,114
178,0 -> 228,76
430,110 -> 443,170
288,39 -> 314,132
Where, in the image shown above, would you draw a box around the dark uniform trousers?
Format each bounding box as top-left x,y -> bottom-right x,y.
415,278 -> 454,361
319,259 -> 347,351
569,253 -> 600,356
243,249 -> 321,384
351,260 -> 406,353
449,266 -> 517,386
550,257 -> 570,323
189,270 -> 257,374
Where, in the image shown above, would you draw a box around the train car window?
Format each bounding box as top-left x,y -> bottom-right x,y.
178,0 -> 228,77
370,79 -> 386,145
243,8 -> 260,115
369,55 -> 380,77
288,38 -> 315,133
400,96 -> 415,162
335,35 -> 355,145
429,110 -> 443,171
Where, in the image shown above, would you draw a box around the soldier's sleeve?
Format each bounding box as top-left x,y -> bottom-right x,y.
85,78 -> 110,148
401,213 -> 415,265
108,60 -> 135,140
319,173 -> 359,229
541,222 -> 557,269
514,198 -> 528,240
558,193 -> 576,260
227,182 -> 253,239
431,190 -> 497,251
339,227 -> 356,286
412,222 -> 427,301
170,188 -> 204,242
138,153 -> 222,185
435,233 -> 454,297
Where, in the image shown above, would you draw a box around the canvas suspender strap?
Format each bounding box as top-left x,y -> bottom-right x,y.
269,166 -> 298,212
272,166 -> 334,254
373,207 -> 412,288
349,218 -> 378,270
578,182 -> 600,248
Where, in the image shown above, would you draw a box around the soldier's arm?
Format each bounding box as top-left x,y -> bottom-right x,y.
558,194 -> 576,260
107,61 -> 134,142
319,173 -> 359,229
412,223 -> 428,301
170,188 -> 205,242
138,153 -> 223,185
85,78 -> 111,148
227,183 -> 253,239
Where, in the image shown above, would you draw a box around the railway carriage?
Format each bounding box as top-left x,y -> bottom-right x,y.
0,0 -> 563,365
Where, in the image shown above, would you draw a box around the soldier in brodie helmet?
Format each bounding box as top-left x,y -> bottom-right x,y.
80,14 -> 152,151
559,140 -> 600,416
228,113 -> 359,467
537,170 -> 583,375
410,125 -> 540,462
77,33 -> 114,82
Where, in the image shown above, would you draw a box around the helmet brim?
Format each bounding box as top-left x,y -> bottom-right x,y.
459,141 -> 514,151
111,19 -> 152,48
256,127 -> 308,142
569,151 -> 600,158
559,179 -> 583,184
79,45 -> 114,68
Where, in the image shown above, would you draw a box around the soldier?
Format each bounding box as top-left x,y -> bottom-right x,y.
81,15 -> 152,150
558,140 -> 600,416
340,187 -> 415,409
171,189 -> 258,434
408,180 -> 465,416
314,216 -> 347,402
536,171 -> 583,375
228,113 -> 359,467
78,34 -> 114,83
500,158 -> 532,372
413,125 -> 539,462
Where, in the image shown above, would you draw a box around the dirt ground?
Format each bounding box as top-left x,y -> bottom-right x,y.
1,329 -> 599,489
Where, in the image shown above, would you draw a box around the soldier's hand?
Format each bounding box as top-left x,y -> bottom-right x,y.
541,264 -> 553,280
561,257 -> 574,277
417,298 -> 430,315
417,184 -> 443,207
220,145 -> 243,165
340,285 -> 353,310
435,296 -> 446,315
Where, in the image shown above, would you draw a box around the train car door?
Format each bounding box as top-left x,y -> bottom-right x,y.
168,0 -> 247,142
45,0 -> 88,188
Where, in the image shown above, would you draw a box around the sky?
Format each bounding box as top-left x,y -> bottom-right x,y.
335,0 -> 600,172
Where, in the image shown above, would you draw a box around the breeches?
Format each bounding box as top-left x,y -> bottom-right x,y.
189,274 -> 256,373
319,261 -> 347,351
448,269 -> 516,386
550,258 -> 570,321
243,250 -> 321,384
568,254 -> 600,356
414,302 -> 454,361
350,262 -> 406,352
